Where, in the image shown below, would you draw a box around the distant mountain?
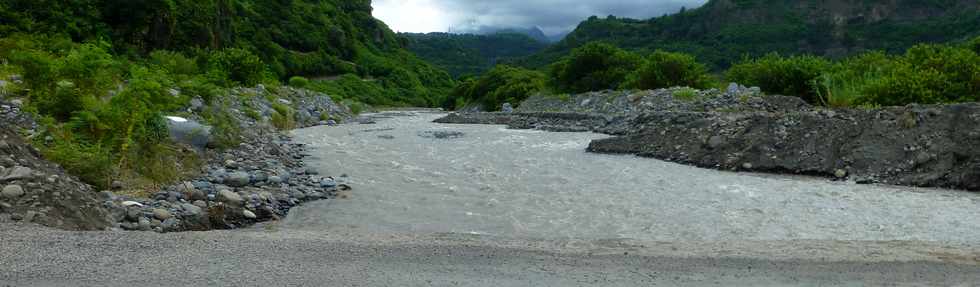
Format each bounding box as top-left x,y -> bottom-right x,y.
519,0 -> 980,69
401,32 -> 548,77
463,26 -> 566,43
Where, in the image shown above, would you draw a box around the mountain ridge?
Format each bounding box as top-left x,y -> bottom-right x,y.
517,0 -> 980,69
402,32 -> 548,77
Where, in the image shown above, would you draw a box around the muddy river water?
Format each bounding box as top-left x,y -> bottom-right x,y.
286,111 -> 980,243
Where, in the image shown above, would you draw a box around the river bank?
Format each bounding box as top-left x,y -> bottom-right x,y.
0,86 -> 354,232
436,85 -> 980,191
4,108 -> 980,286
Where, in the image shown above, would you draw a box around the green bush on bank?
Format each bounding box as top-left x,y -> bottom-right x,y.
624,50 -> 714,90
0,35 -> 285,190
532,38 -> 978,108
549,42 -> 643,93
725,54 -> 832,104
445,65 -> 547,111
288,76 -> 310,88
730,42 -> 980,107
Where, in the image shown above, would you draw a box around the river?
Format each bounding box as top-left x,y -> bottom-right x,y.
285,111 -> 980,243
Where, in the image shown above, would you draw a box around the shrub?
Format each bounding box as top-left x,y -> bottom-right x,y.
901,44 -> 980,101
672,87 -> 699,101
177,76 -> 219,103
549,42 -> 643,93
625,50 -> 713,90
40,138 -> 115,189
207,48 -> 268,87
725,53 -> 831,104
8,42 -> 119,120
270,102 -> 296,130
447,65 -> 546,111
148,50 -> 199,77
288,76 -> 310,88
858,62 -> 948,106
200,105 -> 243,149
813,52 -> 898,107
343,99 -> 365,115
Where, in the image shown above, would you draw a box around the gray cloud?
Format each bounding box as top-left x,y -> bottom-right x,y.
378,0 -> 708,36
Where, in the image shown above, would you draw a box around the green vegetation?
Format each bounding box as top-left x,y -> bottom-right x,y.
486,35 -> 979,109
0,0 -> 457,191
726,54 -> 832,104
518,0 -> 980,70
729,41 -> 980,106
402,32 -> 548,77
270,102 -> 296,130
0,0 -> 454,106
448,43 -> 719,110
0,36 -> 212,189
288,76 -> 310,88
445,65 -> 547,111
548,42 -> 643,93
672,87 -> 700,101
625,50 -> 714,90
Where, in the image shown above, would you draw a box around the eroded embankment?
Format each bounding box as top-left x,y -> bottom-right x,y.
435,86 -> 980,191
0,86 -> 354,231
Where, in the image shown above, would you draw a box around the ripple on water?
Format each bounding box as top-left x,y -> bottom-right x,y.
286,112 -> 980,243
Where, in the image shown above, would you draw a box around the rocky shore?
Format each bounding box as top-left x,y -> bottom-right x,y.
1,85 -> 354,232
435,85 -> 980,191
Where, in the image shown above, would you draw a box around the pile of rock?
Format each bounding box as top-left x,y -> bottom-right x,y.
102,131 -> 350,232
222,85 -> 353,130
0,123 -> 111,230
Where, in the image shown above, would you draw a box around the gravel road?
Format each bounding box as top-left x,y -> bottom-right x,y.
2,223 -> 979,286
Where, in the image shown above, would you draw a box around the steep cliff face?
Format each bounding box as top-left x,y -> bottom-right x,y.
520,0 -> 980,68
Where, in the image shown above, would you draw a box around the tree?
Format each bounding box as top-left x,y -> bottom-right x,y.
625,50 -> 712,90
548,42 -> 643,93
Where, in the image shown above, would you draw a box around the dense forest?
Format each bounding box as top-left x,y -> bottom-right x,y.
518,0 -> 980,69
402,32 -> 548,77
0,0 -> 455,106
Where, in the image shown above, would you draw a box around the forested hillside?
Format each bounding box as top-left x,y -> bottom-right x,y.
402,32 -> 548,77
0,0 -> 457,191
0,0 -> 454,106
520,0 -> 980,69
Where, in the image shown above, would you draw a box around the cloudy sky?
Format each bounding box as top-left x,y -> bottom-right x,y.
373,0 -> 708,36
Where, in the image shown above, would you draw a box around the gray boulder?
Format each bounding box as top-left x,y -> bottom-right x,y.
251,171 -> 269,183
138,217 -> 152,231
320,178 -> 337,188
242,210 -> 257,219
181,203 -> 203,217
2,166 -> 33,182
189,98 -> 205,112
164,116 -> 213,150
225,172 -> 251,187
501,103 -> 514,113
2,184 -> 25,198
216,189 -> 243,206
152,208 -> 173,220
726,82 -> 741,95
